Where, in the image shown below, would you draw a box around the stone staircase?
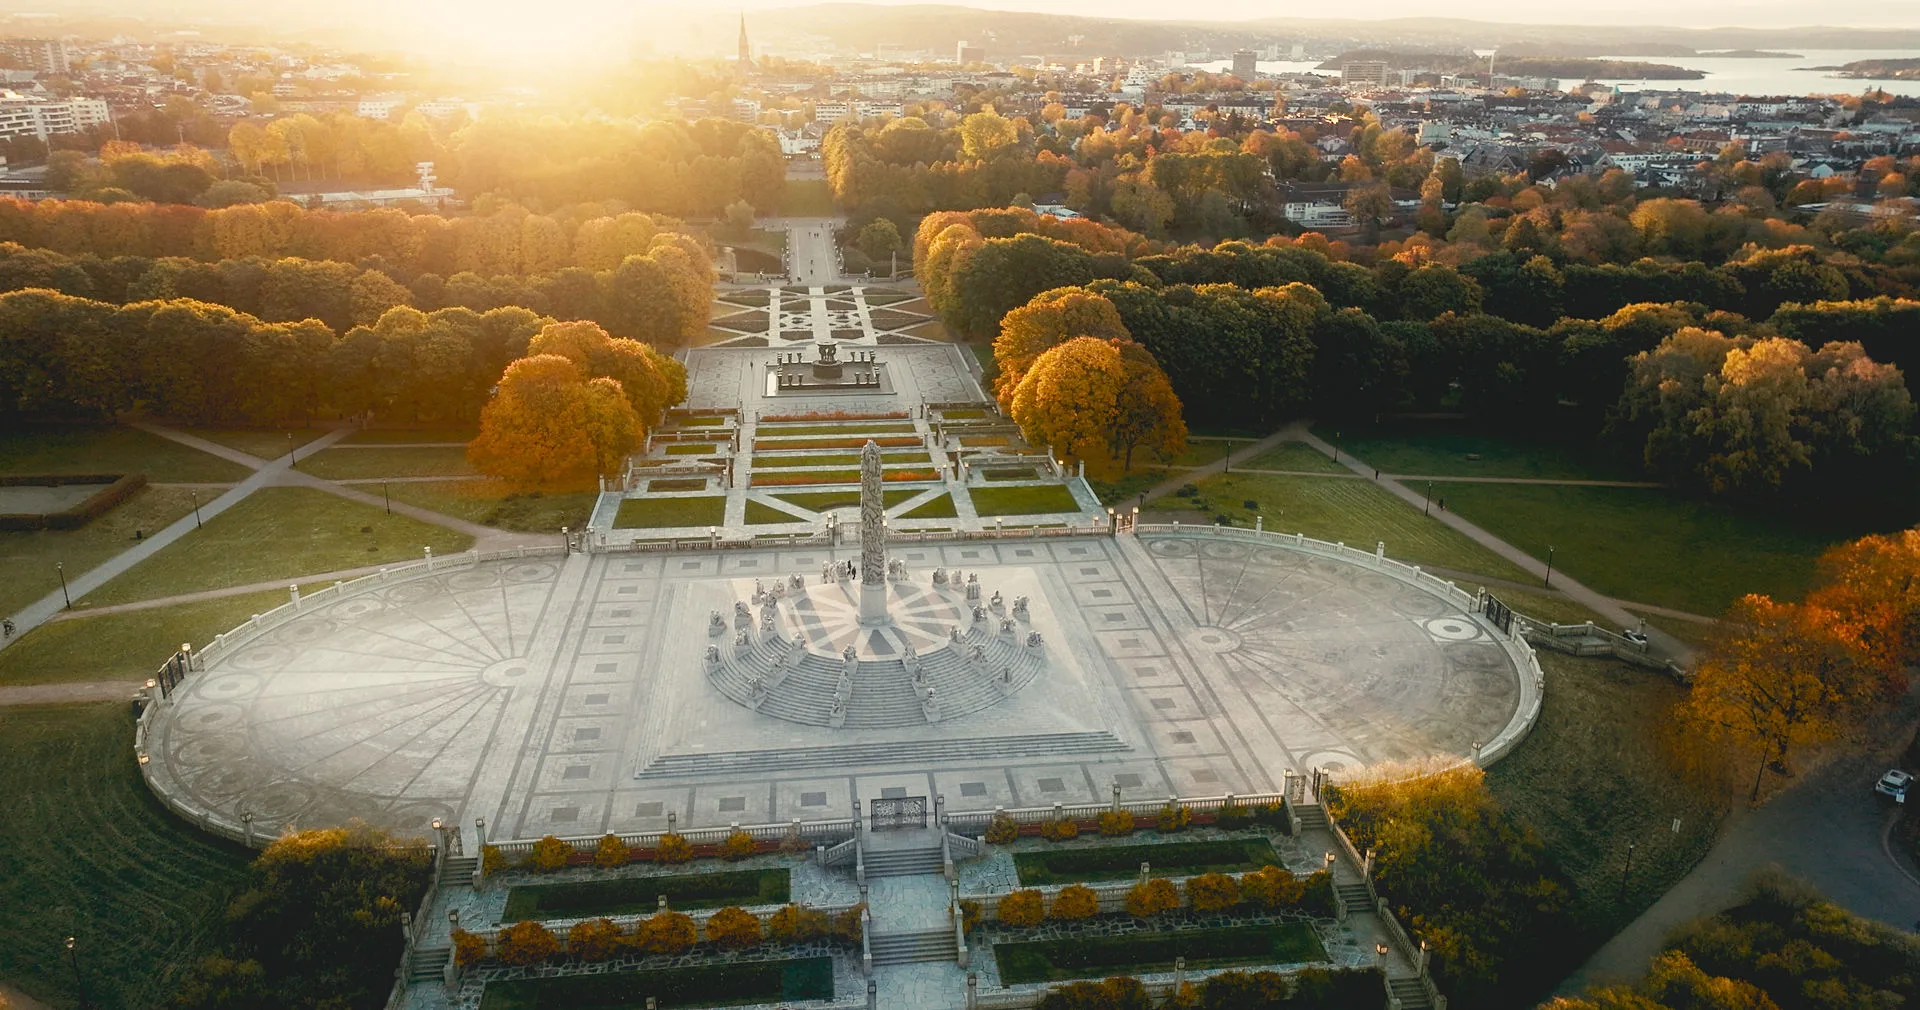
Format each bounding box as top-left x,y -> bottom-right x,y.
1293,803 -> 1329,831
868,928 -> 959,965
637,730 -> 1125,779
407,945 -> 449,983
708,627 -> 1038,730
439,855 -> 477,886
1335,882 -> 1373,910
1388,975 -> 1434,1010
862,846 -> 945,878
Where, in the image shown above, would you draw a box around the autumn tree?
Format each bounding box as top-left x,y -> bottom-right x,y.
1679,594 -> 1877,800
991,288 -> 1130,406
1009,336 -> 1126,463
1108,341 -> 1187,471
468,354 -> 641,485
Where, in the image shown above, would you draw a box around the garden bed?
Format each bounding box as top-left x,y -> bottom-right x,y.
752,437 -> 922,452
982,467 -> 1038,482
745,500 -> 808,524
613,497 -> 725,529
502,867 -> 789,920
751,468 -> 939,487
752,452 -> 930,469
1013,838 -> 1285,885
755,423 -> 916,437
479,956 -> 832,1010
772,489 -> 921,512
648,479 -> 708,492
994,923 -> 1325,984
971,484 -> 1081,517
664,444 -> 716,455
900,494 -> 956,519
762,411 -> 908,423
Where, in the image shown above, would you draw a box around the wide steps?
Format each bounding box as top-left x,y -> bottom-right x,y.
869,929 -> 958,965
709,627 -> 1039,730
1389,978 -> 1433,1010
863,847 -> 945,878
408,946 -> 449,982
638,730 -> 1126,779
439,856 -> 477,885
1294,804 -> 1329,830
1336,883 -> 1373,908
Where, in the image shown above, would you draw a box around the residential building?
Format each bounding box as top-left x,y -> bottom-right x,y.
1231,50 -> 1257,81
1,38 -> 69,75
956,42 -> 985,66
1342,61 -> 1389,89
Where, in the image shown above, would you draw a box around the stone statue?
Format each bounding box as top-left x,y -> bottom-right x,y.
1000,617 -> 1016,635
1013,596 -> 1029,620
972,605 -> 987,623
708,610 -> 726,637
932,567 -> 948,586
989,590 -> 1003,611
704,644 -> 720,664
1026,631 -> 1044,649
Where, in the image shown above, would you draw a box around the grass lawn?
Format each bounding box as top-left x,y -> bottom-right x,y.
994,923 -> 1326,984
1429,482 -> 1856,615
781,178 -> 835,216
746,500 -> 808,524
502,867 -> 789,921
663,443 -> 716,456
901,494 -> 957,519
751,468 -> 940,487
613,496 -> 726,529
1013,838 -> 1283,885
383,481 -> 595,533
1088,469 -> 1170,507
0,704 -> 252,1009
1485,586 -> 1611,628
1311,423 -> 1638,481
1173,439 -> 1253,467
1488,651 -> 1725,942
479,957 -> 833,1010
0,485 -> 203,616
1239,441 -> 1347,474
771,489 -> 921,512
0,424 -> 251,482
1632,612 -> 1720,648
80,487 -> 475,607
342,426 -> 477,445
970,485 -> 1082,517
1189,473 -> 1534,584
299,446 -> 476,480
0,590 -> 295,687
182,427 -> 330,461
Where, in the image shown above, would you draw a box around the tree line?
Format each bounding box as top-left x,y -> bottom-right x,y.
0,286 -> 685,430
0,198 -> 708,281
0,232 -> 715,346
927,212 -> 1918,511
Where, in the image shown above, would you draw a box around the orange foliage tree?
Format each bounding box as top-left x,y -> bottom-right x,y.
1009,335 -> 1185,472
467,354 -> 639,485
991,288 -> 1131,406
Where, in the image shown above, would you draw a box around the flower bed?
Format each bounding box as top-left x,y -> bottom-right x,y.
755,423 -> 916,437
647,478 -> 707,493
752,452 -> 931,469
751,437 -> 922,452
750,469 -> 940,488
762,410 -> 909,422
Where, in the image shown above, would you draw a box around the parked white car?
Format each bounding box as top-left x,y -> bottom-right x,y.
1876,769 -> 1912,803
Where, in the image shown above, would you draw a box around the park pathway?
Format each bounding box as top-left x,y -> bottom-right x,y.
1134,422 -> 1315,508
1289,428 -> 1696,662
0,426 -> 353,656
0,423 -> 550,659
1556,691 -> 1920,995
0,680 -> 146,706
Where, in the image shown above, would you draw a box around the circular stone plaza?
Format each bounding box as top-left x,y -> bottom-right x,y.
137,283 -> 1543,855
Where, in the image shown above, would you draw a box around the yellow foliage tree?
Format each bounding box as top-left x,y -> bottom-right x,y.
1010,336 -> 1126,463
992,288 -> 1130,407
468,354 -> 641,486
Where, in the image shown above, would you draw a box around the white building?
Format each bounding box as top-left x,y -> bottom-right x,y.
0,91 -> 104,140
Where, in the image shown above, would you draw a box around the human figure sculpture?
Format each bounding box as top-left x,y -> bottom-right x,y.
972,605 -> 987,623
822,562 -> 835,584
950,626 -> 964,644
704,644 -> 720,664
989,590 -> 1003,611
1013,596 -> 1029,620
1026,631 -> 1044,649
932,567 -> 948,586
734,629 -> 749,647
1000,617 -> 1016,635
709,610 -> 727,637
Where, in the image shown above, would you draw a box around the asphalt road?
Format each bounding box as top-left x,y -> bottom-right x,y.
1558,702 -> 1920,995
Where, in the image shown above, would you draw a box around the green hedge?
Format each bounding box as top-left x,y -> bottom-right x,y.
1014,839 -> 1281,885
479,956 -> 832,1009
996,923 -> 1326,984
501,867 -> 790,920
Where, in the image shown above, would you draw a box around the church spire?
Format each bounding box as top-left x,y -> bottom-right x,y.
737,11 -> 752,70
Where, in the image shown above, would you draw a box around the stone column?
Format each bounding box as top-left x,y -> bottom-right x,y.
858,440 -> 888,624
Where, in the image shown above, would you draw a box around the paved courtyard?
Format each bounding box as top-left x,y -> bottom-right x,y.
142,529 -> 1533,847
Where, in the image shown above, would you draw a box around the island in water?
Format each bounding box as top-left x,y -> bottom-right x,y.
1318,51 -> 1705,80
1803,58 -> 1920,79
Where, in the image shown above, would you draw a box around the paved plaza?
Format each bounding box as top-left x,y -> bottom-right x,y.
142,529 -> 1532,847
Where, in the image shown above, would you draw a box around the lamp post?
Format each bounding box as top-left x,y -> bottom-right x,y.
57,561 -> 70,609
64,936 -> 90,1009
190,489 -> 202,528
1544,545 -> 1556,588
1618,841 -> 1636,902
1424,480 -> 1432,517
286,431 -> 296,467
383,481 -> 391,515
